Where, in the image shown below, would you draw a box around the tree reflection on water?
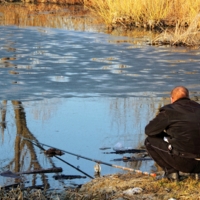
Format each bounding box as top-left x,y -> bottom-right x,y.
0,100 -> 58,188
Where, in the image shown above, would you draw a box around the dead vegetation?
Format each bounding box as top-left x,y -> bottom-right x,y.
152,14 -> 200,47
0,186 -> 63,199
84,0 -> 200,30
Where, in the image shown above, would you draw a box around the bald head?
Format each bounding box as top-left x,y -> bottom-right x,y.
170,86 -> 189,103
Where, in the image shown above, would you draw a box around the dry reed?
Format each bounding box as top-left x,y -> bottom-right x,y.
152,14 -> 200,46
85,0 -> 200,46
85,0 -> 200,28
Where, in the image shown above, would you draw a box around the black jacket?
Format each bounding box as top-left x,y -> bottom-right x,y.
145,98 -> 200,155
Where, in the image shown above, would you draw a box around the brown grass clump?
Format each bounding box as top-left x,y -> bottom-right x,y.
85,0 -> 200,29
152,14 -> 200,46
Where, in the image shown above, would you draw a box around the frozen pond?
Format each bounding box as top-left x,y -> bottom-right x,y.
0,8 -> 200,190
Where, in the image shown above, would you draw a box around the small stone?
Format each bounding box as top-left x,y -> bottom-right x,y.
123,187 -> 143,196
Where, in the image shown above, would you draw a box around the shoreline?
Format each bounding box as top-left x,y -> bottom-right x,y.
1,167 -> 200,199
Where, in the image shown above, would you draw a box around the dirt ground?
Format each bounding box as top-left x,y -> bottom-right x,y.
63,172 -> 200,200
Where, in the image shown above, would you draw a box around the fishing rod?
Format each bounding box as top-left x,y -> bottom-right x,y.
54,156 -> 94,179
22,136 -> 94,179
103,149 -> 147,154
22,136 -> 156,178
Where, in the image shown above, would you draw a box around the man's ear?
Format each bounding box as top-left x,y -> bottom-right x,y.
170,97 -> 174,103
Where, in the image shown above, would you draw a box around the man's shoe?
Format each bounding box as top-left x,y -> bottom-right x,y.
166,172 -> 180,181
156,172 -> 179,181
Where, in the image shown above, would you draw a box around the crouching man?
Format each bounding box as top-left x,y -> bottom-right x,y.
145,86 -> 200,181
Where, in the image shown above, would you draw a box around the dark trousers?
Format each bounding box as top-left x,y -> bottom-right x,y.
145,136 -> 200,174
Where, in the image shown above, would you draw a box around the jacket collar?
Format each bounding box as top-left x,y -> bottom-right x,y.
173,97 -> 190,103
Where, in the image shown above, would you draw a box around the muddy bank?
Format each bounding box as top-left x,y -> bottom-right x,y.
63,172 -> 200,200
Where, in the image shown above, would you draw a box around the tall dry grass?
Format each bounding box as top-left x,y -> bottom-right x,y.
85,0 -> 200,28
152,14 -> 200,46
85,0 -> 200,46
